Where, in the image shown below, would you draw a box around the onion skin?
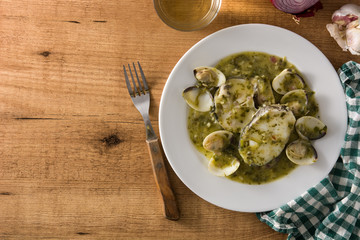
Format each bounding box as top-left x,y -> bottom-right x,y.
270,0 -> 320,14
326,24 -> 348,51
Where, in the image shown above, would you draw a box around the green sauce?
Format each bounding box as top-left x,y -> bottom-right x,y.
187,52 -> 319,185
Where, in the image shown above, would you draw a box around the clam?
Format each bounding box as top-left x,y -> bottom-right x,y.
280,89 -> 308,118
272,68 -> 305,95
252,76 -> 275,107
286,139 -> 318,165
182,86 -> 214,112
194,66 -> 226,88
214,78 -> 257,132
296,116 -> 327,140
208,152 -> 240,176
203,130 -> 234,153
239,104 -> 296,166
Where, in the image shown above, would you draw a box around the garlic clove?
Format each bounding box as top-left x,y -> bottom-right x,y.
346,21 -> 360,55
336,3 -> 360,15
332,4 -> 360,26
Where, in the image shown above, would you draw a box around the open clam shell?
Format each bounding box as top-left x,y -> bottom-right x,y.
194,66 -> 226,88
203,130 -> 233,153
182,86 -> 214,112
208,152 -> 240,176
286,139 -> 318,165
280,89 -> 308,118
272,68 -> 305,95
296,116 -> 327,140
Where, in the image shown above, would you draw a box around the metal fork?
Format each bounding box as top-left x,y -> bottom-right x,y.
123,62 -> 180,221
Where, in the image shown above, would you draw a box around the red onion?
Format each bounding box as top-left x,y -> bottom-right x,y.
270,0 -> 320,14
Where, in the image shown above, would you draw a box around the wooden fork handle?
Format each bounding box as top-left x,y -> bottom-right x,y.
146,138 -> 180,220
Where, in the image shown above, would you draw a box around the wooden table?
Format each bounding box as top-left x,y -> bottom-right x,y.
1,0 -> 359,239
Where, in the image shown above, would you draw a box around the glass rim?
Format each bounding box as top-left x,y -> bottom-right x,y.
153,0 -> 222,32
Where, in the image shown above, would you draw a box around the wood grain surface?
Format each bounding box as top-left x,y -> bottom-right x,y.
1,0 -> 359,239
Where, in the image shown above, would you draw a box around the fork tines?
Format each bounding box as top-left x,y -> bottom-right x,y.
123,62 -> 149,97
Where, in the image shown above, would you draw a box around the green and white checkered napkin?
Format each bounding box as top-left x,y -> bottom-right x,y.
257,61 -> 360,240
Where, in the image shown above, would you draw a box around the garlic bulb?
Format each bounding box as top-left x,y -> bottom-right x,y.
326,4 -> 360,55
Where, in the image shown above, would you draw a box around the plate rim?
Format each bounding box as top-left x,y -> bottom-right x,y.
159,23 -> 347,212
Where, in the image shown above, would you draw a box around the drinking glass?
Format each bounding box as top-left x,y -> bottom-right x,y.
153,0 -> 222,31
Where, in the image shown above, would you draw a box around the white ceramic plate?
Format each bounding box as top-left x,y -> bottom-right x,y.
159,24 -> 347,212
